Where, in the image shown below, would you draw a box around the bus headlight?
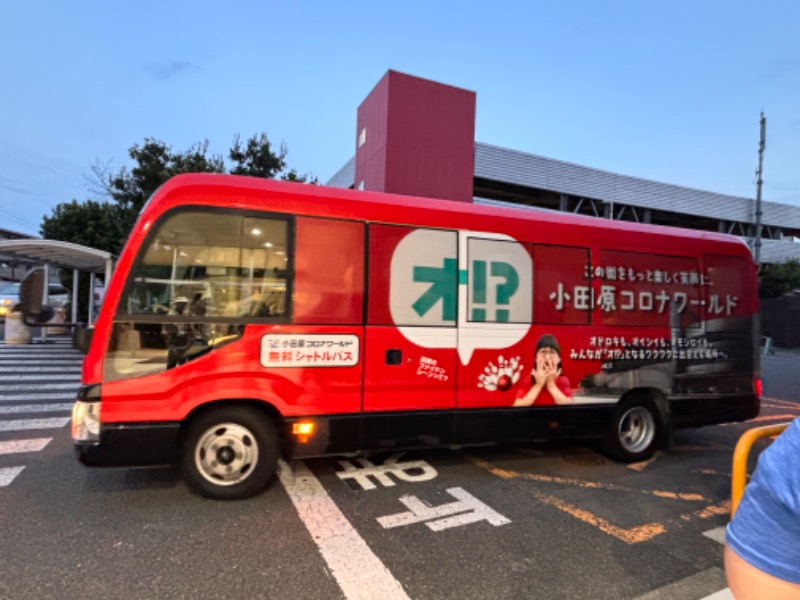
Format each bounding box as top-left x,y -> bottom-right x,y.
72,401 -> 101,442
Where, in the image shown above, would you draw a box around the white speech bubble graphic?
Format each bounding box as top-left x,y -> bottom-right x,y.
391,229 -> 532,365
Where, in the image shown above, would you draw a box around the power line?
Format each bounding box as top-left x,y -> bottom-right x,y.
0,206 -> 40,235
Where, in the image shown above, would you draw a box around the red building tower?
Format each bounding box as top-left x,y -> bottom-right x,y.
355,70 -> 476,203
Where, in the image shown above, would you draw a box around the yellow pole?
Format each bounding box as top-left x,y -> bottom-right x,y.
731,423 -> 790,518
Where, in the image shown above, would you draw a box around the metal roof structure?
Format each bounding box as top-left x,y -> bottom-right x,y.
473,143 -> 800,230
327,156 -> 356,189
0,239 -> 112,273
0,227 -> 33,242
0,239 -> 113,332
759,239 -> 800,264
326,142 -> 800,263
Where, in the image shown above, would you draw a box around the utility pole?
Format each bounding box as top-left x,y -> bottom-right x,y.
754,112 -> 766,266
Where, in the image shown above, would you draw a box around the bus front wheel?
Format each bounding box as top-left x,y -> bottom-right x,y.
602,398 -> 662,463
182,406 -> 279,500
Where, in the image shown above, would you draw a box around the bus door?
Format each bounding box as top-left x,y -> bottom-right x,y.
456,232 -> 533,411
289,216 -> 366,414
362,225 -> 458,423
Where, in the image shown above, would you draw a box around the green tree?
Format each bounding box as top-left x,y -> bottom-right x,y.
280,168 -> 318,184
41,132 -> 314,320
229,133 -> 286,178
759,259 -> 800,298
229,133 -> 318,183
40,199 -> 129,255
47,131 -> 314,249
97,138 -> 227,220
88,133 -> 315,227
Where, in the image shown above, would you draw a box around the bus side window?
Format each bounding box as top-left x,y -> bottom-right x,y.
596,250 -> 701,329
293,217 -> 364,325
531,244 -> 591,325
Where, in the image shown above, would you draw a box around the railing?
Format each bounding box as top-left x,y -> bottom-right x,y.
731,422 -> 791,517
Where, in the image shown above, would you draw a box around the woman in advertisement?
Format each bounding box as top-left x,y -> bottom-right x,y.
513,334 -> 574,406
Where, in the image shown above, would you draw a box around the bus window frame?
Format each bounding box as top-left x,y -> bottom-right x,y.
113,205 -> 296,327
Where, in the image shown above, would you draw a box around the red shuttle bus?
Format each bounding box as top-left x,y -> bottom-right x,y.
72,174 -> 760,499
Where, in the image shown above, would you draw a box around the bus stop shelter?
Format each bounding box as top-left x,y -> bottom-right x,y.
0,239 -> 113,340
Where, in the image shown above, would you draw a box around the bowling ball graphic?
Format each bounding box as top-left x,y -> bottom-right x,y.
497,374 -> 512,391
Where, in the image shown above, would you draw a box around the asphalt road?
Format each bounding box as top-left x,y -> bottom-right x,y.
0,335 -> 797,600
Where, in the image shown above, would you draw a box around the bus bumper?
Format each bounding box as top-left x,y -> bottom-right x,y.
75,422 -> 181,467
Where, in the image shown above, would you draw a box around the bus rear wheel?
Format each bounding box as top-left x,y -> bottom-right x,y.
182,406 -> 278,500
601,398 -> 662,463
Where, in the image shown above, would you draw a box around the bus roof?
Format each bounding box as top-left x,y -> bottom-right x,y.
146,173 -> 753,260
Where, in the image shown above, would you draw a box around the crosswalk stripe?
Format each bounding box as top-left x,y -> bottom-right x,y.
0,345 -> 80,348
0,344 -> 81,348
0,404 -> 73,414
2,375 -> 81,384
0,351 -> 81,357
0,438 -> 51,455
0,367 -> 82,373
0,365 -> 81,371
0,365 -> 81,372
0,354 -> 80,359
0,393 -> 74,402
0,341 -> 77,491
0,362 -> 83,375
0,359 -> 82,364
0,360 -> 81,365
0,418 -> 70,431
0,361 -> 81,366
1,383 -> 79,391
0,466 -> 25,487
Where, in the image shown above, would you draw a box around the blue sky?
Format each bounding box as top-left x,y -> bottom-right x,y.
1,1 -> 798,237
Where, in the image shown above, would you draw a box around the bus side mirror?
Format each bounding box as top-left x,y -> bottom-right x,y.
18,268 -> 55,325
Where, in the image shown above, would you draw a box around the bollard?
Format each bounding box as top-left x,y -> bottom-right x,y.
4,311 -> 32,344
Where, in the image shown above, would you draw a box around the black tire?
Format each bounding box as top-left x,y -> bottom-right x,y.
601,397 -> 663,463
182,406 -> 279,500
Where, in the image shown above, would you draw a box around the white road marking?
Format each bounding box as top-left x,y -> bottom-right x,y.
0,359 -> 81,364
377,487 -> 510,531
696,529 -> 734,599
0,367 -> 82,374
0,356 -> 77,362
1,375 -> 80,382
700,590 -> 734,599
703,526 -> 727,545
0,438 -> 51,455
1,383 -> 78,391
0,466 -> 25,487
0,403 -> 73,414
634,567 -> 730,600
0,356 -> 79,361
278,460 -> 410,600
0,350 -> 80,354
0,417 -> 70,431
0,393 -> 74,402
336,453 -> 438,490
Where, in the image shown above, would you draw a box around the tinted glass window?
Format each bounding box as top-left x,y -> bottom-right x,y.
105,210 -> 291,382
119,211 -> 289,319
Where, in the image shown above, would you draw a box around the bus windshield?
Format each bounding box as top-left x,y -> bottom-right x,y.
105,209 -> 290,381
